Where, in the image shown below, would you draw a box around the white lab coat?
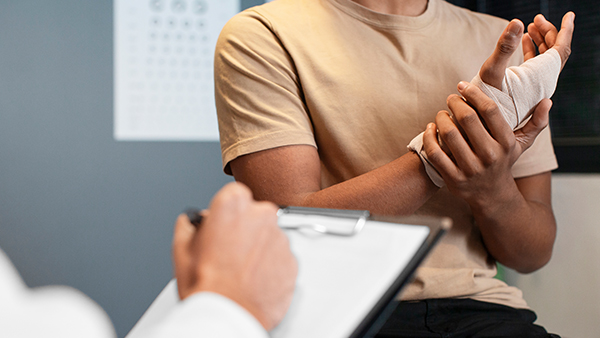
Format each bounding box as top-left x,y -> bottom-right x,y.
0,248 -> 268,338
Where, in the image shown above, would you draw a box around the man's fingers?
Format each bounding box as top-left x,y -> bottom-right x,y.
456,82 -> 513,147
554,12 -> 575,67
514,99 -> 552,152
479,19 -> 524,89
533,14 -> 558,47
556,12 -> 575,46
525,12 -> 574,69
527,22 -> 548,53
522,33 -> 537,61
446,94 -> 494,154
422,122 -> 460,179
435,108 -> 485,176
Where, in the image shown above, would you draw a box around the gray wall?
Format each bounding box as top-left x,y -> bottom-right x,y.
505,174 -> 600,338
0,0 -> 261,336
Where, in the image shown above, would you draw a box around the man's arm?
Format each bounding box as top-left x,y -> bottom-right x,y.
230,145 -> 438,215
418,14 -> 573,273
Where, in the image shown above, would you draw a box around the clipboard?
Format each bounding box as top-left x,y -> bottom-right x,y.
126,207 -> 451,338
271,207 -> 450,338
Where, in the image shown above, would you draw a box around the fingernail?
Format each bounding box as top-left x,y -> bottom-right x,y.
458,81 -> 468,91
508,20 -> 522,36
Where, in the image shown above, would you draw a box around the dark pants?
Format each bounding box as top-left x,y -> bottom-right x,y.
375,299 -> 560,338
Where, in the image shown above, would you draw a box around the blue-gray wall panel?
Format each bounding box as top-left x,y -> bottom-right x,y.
0,1 -> 265,336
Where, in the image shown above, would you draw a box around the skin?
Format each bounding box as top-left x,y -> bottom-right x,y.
172,182 -> 298,330
423,12 -> 574,273
481,13 -> 575,89
229,4 -> 574,274
526,13 -> 574,71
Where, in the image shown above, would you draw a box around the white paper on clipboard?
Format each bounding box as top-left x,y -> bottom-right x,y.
271,212 -> 432,338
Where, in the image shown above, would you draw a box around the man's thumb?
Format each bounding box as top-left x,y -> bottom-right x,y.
480,19 -> 524,89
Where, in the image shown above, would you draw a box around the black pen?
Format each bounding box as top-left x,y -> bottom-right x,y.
185,208 -> 204,228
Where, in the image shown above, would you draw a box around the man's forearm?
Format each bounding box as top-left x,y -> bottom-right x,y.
470,174 -> 556,273
300,152 -> 439,215
231,146 -> 438,217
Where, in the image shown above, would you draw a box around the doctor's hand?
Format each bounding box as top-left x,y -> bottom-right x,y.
172,182 -> 298,331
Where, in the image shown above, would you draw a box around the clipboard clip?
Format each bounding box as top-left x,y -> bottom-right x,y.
277,206 -> 370,237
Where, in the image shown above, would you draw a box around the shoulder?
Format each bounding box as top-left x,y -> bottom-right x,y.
220,0 -> 316,38
216,0 -> 337,68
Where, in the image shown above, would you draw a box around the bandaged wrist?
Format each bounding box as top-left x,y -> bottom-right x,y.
407,132 -> 445,188
471,48 -> 561,130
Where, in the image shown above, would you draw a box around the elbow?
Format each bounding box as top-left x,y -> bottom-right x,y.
510,221 -> 557,274
504,241 -> 555,274
512,253 -> 552,274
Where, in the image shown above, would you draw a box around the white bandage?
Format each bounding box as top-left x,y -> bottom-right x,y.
471,48 -> 562,129
408,131 -> 445,188
408,48 -> 562,187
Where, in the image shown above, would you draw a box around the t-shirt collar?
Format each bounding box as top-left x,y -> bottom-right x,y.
328,0 -> 438,30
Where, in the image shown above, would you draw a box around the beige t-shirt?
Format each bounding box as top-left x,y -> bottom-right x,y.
215,0 -> 558,309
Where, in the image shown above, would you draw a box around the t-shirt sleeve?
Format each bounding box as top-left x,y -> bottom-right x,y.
215,10 -> 316,175
511,125 -> 558,178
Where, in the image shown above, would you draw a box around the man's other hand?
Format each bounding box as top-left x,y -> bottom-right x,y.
422,82 -> 551,204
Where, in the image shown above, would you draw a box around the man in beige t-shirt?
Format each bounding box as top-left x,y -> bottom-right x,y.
215,0 -> 573,336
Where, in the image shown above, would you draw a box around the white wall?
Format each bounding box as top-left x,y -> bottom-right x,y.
505,174 -> 600,338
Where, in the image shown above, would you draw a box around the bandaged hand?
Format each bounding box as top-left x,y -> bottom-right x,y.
409,12 -> 574,187
472,49 -> 560,129
473,13 -> 574,129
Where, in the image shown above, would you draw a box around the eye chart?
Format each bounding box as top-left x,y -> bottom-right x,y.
114,0 -> 240,141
